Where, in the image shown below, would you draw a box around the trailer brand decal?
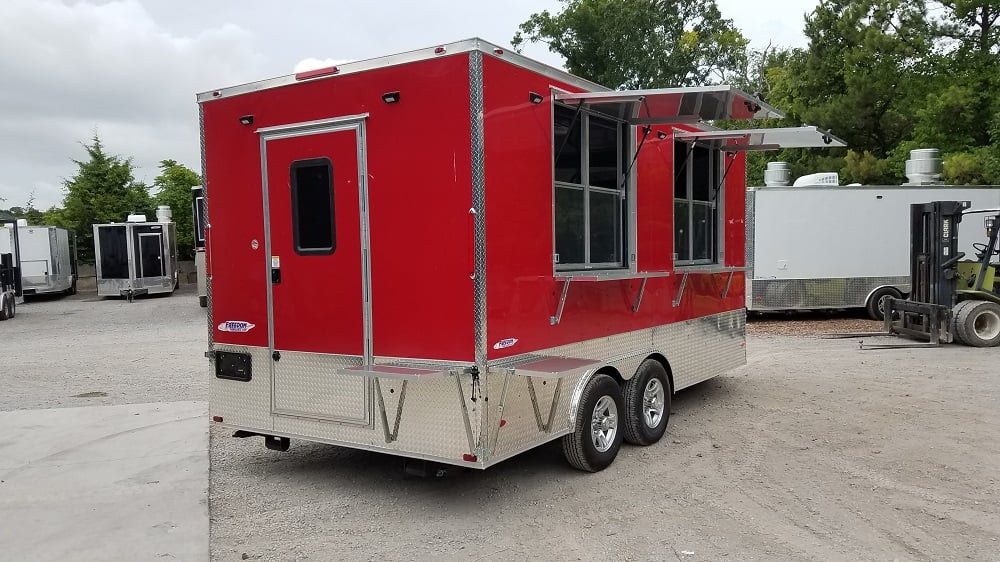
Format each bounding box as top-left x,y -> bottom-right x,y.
492,338 -> 518,350
219,320 -> 256,333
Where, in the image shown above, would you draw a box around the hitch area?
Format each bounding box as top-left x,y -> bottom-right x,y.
403,458 -> 450,478
233,430 -> 290,452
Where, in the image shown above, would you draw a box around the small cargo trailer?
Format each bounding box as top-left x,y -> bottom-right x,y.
93,208 -> 179,299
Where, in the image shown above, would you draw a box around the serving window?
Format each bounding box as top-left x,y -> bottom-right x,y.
674,143 -> 722,265
553,104 -> 628,270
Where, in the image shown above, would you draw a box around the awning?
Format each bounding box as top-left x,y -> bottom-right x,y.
673,126 -> 847,151
553,86 -> 783,125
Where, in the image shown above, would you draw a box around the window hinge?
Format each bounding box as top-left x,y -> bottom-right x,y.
553,253 -> 560,264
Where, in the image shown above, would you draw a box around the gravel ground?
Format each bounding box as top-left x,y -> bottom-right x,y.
5,293 -> 998,561
0,286 -> 207,410
210,329 -> 999,561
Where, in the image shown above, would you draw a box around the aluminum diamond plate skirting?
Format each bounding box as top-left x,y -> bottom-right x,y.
272,351 -> 370,425
748,276 -> 910,311
211,310 -> 745,468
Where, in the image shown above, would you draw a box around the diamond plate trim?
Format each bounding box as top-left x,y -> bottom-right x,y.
272,351 -> 370,425
480,309 -> 745,467
470,51 -> 487,368
209,345 -> 273,430
748,276 -> 910,311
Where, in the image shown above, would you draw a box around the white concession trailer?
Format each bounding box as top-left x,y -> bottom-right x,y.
746,183 -> 1000,318
93,208 -> 179,299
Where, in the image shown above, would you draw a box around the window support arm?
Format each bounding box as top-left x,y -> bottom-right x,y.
554,103 -> 585,164
673,142 -> 696,187
620,125 -> 652,191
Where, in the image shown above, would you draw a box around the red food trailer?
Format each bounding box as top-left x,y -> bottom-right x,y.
199,38 -> 829,471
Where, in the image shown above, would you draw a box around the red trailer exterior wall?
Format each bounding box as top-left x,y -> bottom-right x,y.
480,54 -> 747,360
203,54 -> 476,361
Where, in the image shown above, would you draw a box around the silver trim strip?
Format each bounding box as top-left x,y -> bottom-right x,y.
470,51 -> 488,368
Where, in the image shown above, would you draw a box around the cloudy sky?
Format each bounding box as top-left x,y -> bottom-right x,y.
0,0 -> 818,210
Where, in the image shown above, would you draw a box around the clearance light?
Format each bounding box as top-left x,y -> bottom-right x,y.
238,115 -> 254,126
462,454 -> 477,462
528,92 -> 543,104
657,131 -> 667,140
295,66 -> 339,81
381,91 -> 401,104
434,47 -> 446,54
212,416 -> 223,423
494,48 -> 504,55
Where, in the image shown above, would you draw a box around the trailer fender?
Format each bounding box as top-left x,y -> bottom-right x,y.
566,353 -> 675,429
567,367 -> 616,429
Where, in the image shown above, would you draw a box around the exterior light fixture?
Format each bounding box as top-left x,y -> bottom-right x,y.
656,131 -> 667,140
528,92 -> 543,104
382,91 -> 401,104
239,115 -> 254,126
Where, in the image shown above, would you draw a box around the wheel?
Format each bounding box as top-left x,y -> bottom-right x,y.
0,296 -> 8,321
561,374 -> 624,472
199,295 -> 208,308
866,286 -> 902,321
622,359 -> 671,446
950,301 -> 975,345
8,296 -> 14,319
953,300 -> 1000,347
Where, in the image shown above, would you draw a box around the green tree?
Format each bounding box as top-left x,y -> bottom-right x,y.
511,0 -> 749,88
153,160 -> 201,259
58,135 -> 152,263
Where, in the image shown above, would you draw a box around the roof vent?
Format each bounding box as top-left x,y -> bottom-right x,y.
764,162 -> 792,187
792,172 -> 839,187
156,205 -> 173,223
904,148 -> 942,185
126,214 -> 147,223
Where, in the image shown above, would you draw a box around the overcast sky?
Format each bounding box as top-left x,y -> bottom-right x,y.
0,0 -> 818,210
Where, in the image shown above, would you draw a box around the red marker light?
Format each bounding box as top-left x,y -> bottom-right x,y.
499,419 -> 507,427
493,48 -> 504,55
295,66 -> 339,81
462,454 -> 477,462
212,416 -> 223,423
434,47 -> 446,54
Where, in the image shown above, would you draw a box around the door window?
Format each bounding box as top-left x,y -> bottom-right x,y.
290,158 -> 336,255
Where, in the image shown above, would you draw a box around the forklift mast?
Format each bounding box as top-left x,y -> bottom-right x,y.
908,201 -> 969,307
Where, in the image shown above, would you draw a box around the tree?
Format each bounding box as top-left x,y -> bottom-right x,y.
153,160 -> 201,258
511,0 -> 749,88
58,135 -> 152,263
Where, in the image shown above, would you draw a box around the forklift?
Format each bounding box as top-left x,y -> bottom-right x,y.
0,218 -> 22,321
879,200 -> 1000,347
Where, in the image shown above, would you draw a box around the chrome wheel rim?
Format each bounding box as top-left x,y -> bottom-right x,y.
642,378 -> 666,428
974,309 -> 1000,340
590,396 -> 618,453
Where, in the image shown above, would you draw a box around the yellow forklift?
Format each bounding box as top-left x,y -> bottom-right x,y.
879,201 -> 1000,347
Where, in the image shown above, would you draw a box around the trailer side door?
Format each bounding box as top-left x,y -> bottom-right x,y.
261,117 -> 371,425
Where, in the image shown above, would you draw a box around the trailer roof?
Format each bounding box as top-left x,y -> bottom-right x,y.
197,38 -> 609,103
674,126 -> 847,151
553,86 -> 782,124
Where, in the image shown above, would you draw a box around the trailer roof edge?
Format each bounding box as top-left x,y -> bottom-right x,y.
196,38 -> 610,103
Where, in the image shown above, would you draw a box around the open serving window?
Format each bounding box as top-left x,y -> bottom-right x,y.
550,86 -> 783,277
672,126 -> 847,151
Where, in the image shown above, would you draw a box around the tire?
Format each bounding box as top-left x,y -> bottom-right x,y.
622,359 -> 671,446
561,374 -> 624,472
953,300 -> 1000,347
199,295 -> 208,308
866,286 -> 902,321
950,300 -> 976,345
0,296 -> 8,321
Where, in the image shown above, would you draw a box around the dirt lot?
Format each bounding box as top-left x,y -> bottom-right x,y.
4,294 -> 997,561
